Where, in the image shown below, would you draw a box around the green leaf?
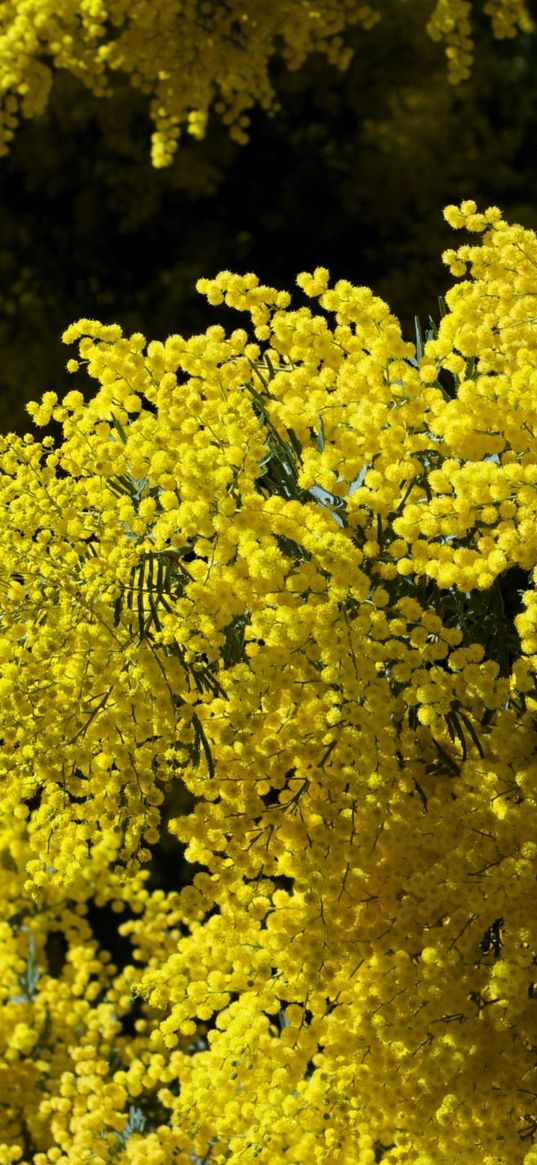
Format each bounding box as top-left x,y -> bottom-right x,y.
457,710 -> 485,758
112,1104 -> 146,1153
445,712 -> 456,745
287,426 -> 303,459
121,550 -> 191,640
136,561 -> 145,638
12,932 -> 40,1002
426,316 -> 438,341
429,738 -> 460,776
110,411 -> 128,445
264,353 -> 275,380
445,710 -> 467,761
221,613 -> 250,667
245,359 -> 270,394
413,778 -> 428,812
0,847 -> 17,872
192,712 -> 215,779
274,534 -> 311,563
106,474 -> 134,498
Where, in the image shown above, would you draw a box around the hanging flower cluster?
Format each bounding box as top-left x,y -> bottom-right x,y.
0,0 -> 379,166
0,0 -> 532,165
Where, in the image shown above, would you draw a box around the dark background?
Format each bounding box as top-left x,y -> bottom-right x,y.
1,0 -> 536,433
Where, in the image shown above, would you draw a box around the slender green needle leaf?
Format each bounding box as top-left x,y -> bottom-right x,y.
395,479 -> 416,514
126,567 -> 135,611
246,357 -> 269,392
445,712 -> 456,744
413,778 -> 428,812
156,554 -> 165,598
458,710 -> 485,758
107,476 -> 134,498
110,411 -> 128,445
137,562 -> 145,638
13,932 -> 40,1002
287,426 -> 303,459
432,738 -> 460,775
447,710 -> 468,761
191,713 -> 215,779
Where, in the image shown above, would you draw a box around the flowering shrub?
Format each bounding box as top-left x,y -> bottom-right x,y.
0,0 -> 532,165
2,203 -> 537,1160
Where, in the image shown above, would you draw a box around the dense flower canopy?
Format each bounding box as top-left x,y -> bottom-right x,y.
0,0 -> 532,164
0,205 -> 537,1161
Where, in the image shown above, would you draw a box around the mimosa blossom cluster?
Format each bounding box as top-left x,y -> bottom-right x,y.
0,0 -> 532,164
1,204 -> 537,1161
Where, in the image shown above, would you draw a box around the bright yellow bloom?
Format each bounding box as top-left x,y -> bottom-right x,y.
2,205 -> 537,1159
